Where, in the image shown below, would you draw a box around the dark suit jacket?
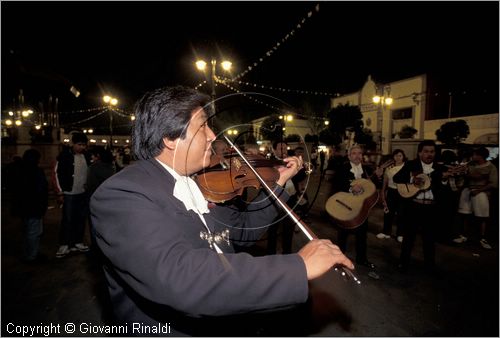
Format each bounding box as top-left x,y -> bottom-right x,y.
393,159 -> 448,202
90,159 -> 308,335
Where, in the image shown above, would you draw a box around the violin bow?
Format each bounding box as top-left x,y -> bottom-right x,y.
223,136 -> 360,285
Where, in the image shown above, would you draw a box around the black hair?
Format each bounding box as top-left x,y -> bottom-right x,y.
417,140 -> 436,153
440,150 -> 458,164
22,148 -> 41,166
473,146 -> 489,160
72,132 -> 88,144
392,148 -> 407,162
132,86 -> 211,160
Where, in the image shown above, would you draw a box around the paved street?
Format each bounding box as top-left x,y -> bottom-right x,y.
2,170 -> 498,336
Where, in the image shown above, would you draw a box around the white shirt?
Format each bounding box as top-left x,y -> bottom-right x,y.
385,164 -> 404,189
414,161 -> 434,200
156,160 -> 224,254
69,153 -> 88,195
350,162 -> 364,179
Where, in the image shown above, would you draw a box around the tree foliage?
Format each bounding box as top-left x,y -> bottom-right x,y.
435,119 -> 470,145
354,128 -> 376,151
259,115 -> 283,143
327,103 -> 364,135
398,125 -> 418,139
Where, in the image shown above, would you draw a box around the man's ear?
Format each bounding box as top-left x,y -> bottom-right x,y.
163,137 -> 177,150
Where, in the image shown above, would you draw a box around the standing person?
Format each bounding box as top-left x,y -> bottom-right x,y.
377,149 -> 407,242
53,132 -> 91,258
332,144 -> 383,269
86,146 -> 116,252
90,86 -> 353,336
455,147 -> 498,249
267,141 -> 297,254
319,150 -> 326,175
11,149 -> 48,263
393,140 -> 451,273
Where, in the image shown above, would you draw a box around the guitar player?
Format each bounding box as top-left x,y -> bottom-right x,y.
332,144 -> 383,269
393,140 -> 452,274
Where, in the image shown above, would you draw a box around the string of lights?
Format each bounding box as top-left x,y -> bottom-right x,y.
230,3 -> 320,82
194,80 -> 207,90
216,77 -> 281,111
61,110 -> 108,127
58,106 -> 107,114
219,76 -> 337,96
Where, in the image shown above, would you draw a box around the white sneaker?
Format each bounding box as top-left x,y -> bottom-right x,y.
480,239 -> 492,250
397,236 -> 403,243
72,243 -> 90,252
376,233 -> 389,239
56,245 -> 70,258
453,235 -> 467,244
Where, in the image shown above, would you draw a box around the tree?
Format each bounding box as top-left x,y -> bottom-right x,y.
259,115 -> 283,143
398,125 -> 418,139
435,119 -> 470,145
321,102 -> 365,148
326,103 -> 364,145
354,128 -> 376,151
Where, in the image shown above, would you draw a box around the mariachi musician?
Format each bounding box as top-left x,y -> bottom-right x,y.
90,86 -> 354,336
332,144 -> 383,269
393,140 -> 452,273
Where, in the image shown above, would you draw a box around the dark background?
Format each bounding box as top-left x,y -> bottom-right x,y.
2,1 -> 499,130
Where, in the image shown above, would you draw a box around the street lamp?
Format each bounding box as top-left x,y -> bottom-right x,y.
195,58 -> 232,114
103,95 -> 118,147
372,85 -> 393,154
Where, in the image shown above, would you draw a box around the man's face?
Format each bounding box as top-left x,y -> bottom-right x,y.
72,142 -> 87,154
173,107 -> 215,175
419,145 -> 435,164
348,148 -> 363,165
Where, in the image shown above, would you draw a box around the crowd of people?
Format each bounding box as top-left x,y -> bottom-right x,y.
3,84 -> 498,335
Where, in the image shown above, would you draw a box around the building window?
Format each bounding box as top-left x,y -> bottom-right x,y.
392,108 -> 413,120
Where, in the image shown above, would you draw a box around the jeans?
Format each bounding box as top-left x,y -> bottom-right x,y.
59,193 -> 88,247
23,217 -> 43,260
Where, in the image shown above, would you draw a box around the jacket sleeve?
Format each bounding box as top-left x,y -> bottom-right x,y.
91,176 -> 308,317
211,185 -> 290,245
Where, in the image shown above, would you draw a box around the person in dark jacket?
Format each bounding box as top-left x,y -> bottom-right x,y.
90,86 -> 354,336
11,149 -> 48,263
393,140 -> 452,273
53,132 -> 91,258
332,144 -> 383,269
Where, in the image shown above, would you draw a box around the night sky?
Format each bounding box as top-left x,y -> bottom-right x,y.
2,1 -> 499,132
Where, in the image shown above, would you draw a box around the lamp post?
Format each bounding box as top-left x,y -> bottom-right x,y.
103,95 -> 118,147
372,86 -> 393,154
195,58 -> 232,114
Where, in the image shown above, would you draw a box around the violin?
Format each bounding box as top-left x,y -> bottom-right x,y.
195,136 -> 361,284
194,153 -> 282,203
194,153 -> 313,204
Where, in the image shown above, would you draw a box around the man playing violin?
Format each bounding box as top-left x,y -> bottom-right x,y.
90,86 -> 354,336
393,140 -> 452,274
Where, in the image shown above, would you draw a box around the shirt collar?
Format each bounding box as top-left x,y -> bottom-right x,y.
156,159 -> 210,215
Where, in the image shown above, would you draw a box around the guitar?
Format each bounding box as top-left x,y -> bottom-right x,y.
326,178 -> 379,229
396,173 -> 431,198
325,160 -> 393,229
